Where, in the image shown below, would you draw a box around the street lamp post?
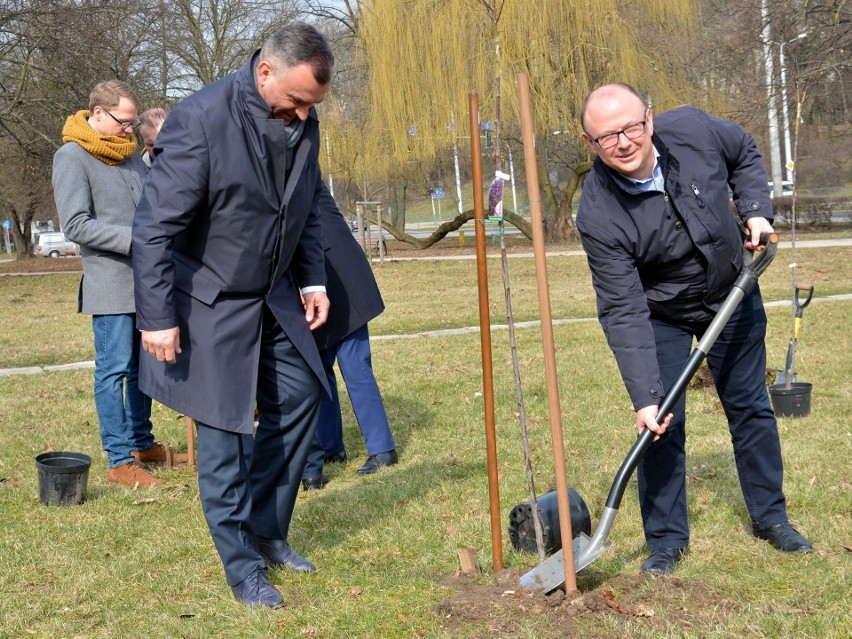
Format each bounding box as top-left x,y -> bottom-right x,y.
778,34 -> 807,184
760,0 -> 784,199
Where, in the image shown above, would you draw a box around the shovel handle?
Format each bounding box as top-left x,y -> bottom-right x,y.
794,284 -> 814,314
603,232 -> 778,511
746,232 -> 778,279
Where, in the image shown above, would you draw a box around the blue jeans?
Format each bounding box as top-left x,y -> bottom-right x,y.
92,314 -> 154,467
638,289 -> 788,551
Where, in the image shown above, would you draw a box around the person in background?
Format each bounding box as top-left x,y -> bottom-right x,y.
138,107 -> 170,167
301,186 -> 397,491
576,82 -> 812,575
52,80 -> 171,487
132,23 -> 334,609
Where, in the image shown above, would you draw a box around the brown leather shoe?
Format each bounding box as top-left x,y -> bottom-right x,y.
107,461 -> 165,487
132,443 -> 189,464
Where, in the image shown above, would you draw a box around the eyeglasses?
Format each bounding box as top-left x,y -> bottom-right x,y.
591,118 -> 647,149
102,108 -> 141,130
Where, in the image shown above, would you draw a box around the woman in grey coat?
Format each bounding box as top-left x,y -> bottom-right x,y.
52,80 -> 171,487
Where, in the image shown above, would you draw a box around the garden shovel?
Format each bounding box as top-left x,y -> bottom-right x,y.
520,234 -> 779,593
775,283 -> 814,386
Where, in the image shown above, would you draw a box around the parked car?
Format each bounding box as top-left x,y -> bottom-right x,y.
33,232 -> 80,258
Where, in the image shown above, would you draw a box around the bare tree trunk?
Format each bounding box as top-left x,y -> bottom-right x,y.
554,160 -> 593,241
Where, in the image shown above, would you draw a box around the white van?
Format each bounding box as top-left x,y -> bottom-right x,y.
33,232 -> 80,258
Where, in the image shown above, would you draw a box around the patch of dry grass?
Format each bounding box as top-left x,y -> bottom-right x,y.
0,238 -> 849,638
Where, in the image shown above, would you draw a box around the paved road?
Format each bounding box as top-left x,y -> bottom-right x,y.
3,238 -> 851,272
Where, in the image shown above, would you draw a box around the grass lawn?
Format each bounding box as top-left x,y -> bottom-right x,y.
0,239 -> 850,638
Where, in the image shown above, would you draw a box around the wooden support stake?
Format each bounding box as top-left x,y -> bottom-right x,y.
469,91 -> 503,573
457,547 -> 482,575
517,73 -> 577,593
186,416 -> 196,467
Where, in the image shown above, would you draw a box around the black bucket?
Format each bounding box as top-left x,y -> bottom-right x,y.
769,382 -> 812,418
35,451 -> 92,506
508,488 -> 592,555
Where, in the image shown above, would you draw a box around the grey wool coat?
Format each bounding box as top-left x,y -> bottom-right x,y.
52,142 -> 147,314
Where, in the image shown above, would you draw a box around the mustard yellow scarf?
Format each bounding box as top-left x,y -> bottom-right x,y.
61,110 -> 138,165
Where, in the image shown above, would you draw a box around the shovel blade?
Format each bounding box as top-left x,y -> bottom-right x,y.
519,534 -> 614,593
519,547 -> 567,592
574,532 -> 614,573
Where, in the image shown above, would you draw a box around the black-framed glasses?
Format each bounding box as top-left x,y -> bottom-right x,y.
591,118 -> 647,149
103,109 -> 141,130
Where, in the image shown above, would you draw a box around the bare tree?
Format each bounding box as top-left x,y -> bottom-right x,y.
0,0 -> 310,257
150,0 -> 301,96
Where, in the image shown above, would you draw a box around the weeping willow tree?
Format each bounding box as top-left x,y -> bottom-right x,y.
355,0 -> 705,240
322,92 -> 394,206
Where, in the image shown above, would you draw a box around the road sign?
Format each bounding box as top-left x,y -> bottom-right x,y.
2,220 -> 9,230
433,187 -> 445,199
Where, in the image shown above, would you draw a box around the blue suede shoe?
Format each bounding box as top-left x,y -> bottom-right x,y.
258,537 -> 316,573
231,568 -> 284,608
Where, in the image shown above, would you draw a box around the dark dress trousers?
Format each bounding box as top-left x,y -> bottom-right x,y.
132,51 -> 327,585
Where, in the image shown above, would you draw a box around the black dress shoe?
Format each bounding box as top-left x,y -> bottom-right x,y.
325,449 -> 348,464
356,449 -> 399,475
301,475 -> 329,492
640,547 -> 686,575
755,523 -> 813,553
231,567 -> 285,608
257,537 -> 316,573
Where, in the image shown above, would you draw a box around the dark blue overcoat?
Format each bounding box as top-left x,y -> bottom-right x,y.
132,51 -> 326,433
311,186 -> 385,352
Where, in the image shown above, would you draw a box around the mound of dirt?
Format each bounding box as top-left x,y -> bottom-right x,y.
434,568 -> 738,639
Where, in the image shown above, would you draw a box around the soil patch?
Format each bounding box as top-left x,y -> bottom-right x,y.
434,568 -> 738,638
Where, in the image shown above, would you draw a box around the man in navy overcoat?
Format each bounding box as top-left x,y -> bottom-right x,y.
301,186 -> 397,488
132,23 -> 334,608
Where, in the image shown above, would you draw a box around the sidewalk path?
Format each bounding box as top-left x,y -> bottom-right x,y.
2,293 -> 850,378
381,238 -> 852,262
